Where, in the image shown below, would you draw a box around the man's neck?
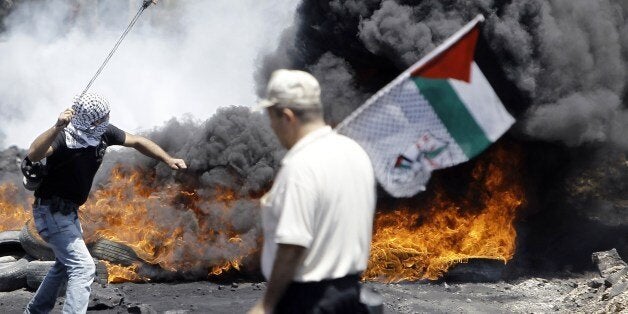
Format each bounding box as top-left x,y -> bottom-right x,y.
287,120 -> 327,149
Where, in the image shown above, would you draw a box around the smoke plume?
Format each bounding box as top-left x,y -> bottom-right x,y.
258,0 -> 628,149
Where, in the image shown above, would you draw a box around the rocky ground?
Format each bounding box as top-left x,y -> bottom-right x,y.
0,258 -> 626,314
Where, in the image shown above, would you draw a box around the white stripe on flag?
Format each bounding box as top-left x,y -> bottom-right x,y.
448,63 -> 515,142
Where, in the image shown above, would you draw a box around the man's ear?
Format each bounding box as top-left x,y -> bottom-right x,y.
282,108 -> 297,123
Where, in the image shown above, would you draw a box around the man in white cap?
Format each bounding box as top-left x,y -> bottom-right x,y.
249,69 -> 376,313
24,92 -> 186,314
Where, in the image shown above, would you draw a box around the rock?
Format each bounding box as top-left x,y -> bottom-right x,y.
604,266 -> 627,287
607,281 -> 628,299
127,303 -> 158,314
587,278 -> 604,289
591,249 -> 627,278
87,283 -> 124,310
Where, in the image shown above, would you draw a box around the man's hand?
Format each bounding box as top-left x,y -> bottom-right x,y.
166,158 -> 187,170
55,108 -> 74,128
142,0 -> 157,7
247,301 -> 270,314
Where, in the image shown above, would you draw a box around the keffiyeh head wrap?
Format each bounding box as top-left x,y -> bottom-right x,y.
64,92 -> 111,148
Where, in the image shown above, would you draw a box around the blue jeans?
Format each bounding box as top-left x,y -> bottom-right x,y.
25,204 -> 95,314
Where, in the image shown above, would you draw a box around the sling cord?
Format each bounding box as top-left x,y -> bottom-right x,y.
79,0 -> 154,99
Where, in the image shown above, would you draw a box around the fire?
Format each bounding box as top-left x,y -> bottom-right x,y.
101,261 -> 146,283
364,143 -> 525,282
80,166 -> 257,281
0,183 -> 32,231
0,141 -> 524,283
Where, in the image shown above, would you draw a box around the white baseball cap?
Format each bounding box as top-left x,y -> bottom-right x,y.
255,69 -> 321,111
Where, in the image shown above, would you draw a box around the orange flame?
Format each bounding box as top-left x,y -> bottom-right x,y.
79,167 -> 257,281
0,183 -> 32,231
101,261 -> 146,283
364,143 -> 525,281
0,142 -> 524,283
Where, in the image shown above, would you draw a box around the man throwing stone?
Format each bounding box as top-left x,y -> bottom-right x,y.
24,92 -> 186,313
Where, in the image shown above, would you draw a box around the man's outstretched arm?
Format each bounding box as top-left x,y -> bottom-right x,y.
123,133 -> 187,170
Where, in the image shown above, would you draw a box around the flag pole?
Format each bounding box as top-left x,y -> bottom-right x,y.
335,14 -> 485,132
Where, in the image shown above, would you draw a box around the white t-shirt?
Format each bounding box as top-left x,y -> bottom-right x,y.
261,126 -> 376,282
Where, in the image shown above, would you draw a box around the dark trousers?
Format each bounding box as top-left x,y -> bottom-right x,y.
275,274 -> 368,314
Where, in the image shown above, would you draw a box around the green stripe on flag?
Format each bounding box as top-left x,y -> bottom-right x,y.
412,77 -> 491,158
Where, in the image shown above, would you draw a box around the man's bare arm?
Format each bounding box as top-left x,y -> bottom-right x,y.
249,244 -> 306,313
123,133 -> 187,170
27,108 -> 74,162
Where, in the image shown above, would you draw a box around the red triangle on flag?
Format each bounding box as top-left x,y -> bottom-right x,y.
411,25 -> 479,83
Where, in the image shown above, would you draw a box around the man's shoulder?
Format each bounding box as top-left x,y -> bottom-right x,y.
289,132 -> 368,167
103,124 -> 126,146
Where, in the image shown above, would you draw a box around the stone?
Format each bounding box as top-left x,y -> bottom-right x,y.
127,303 -> 158,314
591,249 -> 627,278
604,266 -> 628,287
587,278 -> 604,289
607,281 -> 628,299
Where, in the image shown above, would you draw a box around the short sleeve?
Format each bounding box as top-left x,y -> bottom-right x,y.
50,132 -> 65,151
104,124 -> 126,146
272,165 -> 317,248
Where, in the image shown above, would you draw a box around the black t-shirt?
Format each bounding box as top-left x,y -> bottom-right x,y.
34,124 -> 126,205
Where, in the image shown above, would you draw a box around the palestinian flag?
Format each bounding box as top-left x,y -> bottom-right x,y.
336,15 -> 514,197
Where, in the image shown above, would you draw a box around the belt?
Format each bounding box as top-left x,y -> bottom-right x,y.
34,196 -> 79,215
290,273 -> 361,290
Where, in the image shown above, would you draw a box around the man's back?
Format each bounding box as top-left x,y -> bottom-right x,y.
261,126 -> 376,282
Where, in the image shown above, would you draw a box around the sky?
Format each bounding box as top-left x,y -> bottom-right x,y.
0,0 -> 298,148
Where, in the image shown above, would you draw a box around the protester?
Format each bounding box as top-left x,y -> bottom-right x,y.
24,92 -> 186,314
249,69 -> 376,313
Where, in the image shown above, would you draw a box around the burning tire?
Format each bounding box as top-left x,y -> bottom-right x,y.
90,239 -> 141,267
0,257 -> 29,292
443,258 -> 506,282
19,220 -> 55,261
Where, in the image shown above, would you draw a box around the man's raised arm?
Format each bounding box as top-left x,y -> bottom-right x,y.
27,108 -> 74,162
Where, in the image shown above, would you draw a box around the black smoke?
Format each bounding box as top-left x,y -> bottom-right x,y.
258,0 -> 628,149
255,0 -> 628,273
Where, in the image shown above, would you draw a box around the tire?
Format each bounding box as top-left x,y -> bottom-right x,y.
0,256 -> 18,263
0,230 -> 25,257
90,239 -> 141,267
19,220 -> 55,261
0,257 -> 29,292
0,230 -> 20,245
25,260 -> 55,291
94,259 -> 109,284
25,259 -> 108,291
